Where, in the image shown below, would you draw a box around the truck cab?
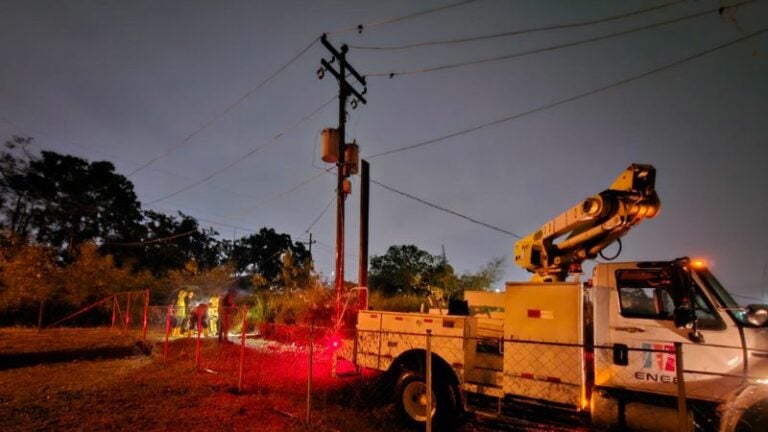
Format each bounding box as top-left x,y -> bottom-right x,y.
591,258 -> 768,430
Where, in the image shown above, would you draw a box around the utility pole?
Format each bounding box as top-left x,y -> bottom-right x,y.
359,160 -> 370,311
318,33 -> 367,325
303,232 -> 317,256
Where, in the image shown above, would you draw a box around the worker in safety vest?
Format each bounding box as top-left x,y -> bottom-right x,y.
208,295 -> 219,336
172,289 -> 187,337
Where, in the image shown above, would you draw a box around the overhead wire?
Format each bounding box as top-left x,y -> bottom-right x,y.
127,36 -> 321,177
4,112 -> 330,245
144,203 -> 261,236
3,115 -> 300,205
364,0 -> 757,78
145,96 -> 336,205
302,194 -> 335,235
350,0 -> 685,50
367,24 -> 768,160
371,178 -> 521,238
104,229 -> 197,246
222,166 -> 335,222
327,0 -> 481,36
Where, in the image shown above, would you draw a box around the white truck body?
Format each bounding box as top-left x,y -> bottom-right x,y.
345,260 -> 768,431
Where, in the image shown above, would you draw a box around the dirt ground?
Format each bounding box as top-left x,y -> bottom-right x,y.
1,328 -> 527,432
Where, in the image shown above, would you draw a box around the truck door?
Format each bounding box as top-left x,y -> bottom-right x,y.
595,264 -> 743,402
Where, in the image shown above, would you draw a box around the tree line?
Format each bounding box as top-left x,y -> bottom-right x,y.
0,136 -> 503,326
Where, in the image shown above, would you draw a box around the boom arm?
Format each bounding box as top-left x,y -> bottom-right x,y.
514,164 -> 661,282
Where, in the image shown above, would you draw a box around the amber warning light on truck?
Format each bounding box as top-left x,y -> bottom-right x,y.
691,258 -> 708,269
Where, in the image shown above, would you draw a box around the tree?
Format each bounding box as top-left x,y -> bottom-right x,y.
0,243 -> 61,327
0,136 -> 35,240
231,228 -> 309,288
165,261 -> 235,299
0,143 -> 144,260
369,245 -> 440,296
59,242 -> 136,306
29,152 -> 143,260
106,210 -> 223,276
369,245 -> 506,301
458,257 -> 506,292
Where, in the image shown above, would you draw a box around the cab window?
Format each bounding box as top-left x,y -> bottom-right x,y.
692,289 -> 725,330
617,269 -> 675,318
616,269 -> 725,330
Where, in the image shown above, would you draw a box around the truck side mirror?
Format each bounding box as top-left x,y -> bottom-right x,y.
673,307 -> 695,329
674,307 -> 704,343
745,305 -> 768,327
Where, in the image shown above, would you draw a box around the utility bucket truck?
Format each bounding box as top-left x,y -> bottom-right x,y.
339,164 -> 768,431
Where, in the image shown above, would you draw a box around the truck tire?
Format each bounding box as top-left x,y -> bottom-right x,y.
395,370 -> 458,430
736,402 -> 768,432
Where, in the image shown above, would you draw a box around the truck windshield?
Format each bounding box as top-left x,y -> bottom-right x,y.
693,268 -> 747,325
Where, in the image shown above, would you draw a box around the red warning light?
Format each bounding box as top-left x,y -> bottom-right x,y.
327,334 -> 342,352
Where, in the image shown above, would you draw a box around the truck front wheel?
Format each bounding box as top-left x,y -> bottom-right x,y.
396,371 -> 458,429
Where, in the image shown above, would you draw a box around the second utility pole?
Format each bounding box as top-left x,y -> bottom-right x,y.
319,33 -> 367,326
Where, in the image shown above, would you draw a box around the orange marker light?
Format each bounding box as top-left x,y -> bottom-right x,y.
692,259 -> 707,269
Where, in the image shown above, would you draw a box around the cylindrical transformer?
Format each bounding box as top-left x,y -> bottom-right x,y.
321,128 -> 340,163
345,141 -> 359,175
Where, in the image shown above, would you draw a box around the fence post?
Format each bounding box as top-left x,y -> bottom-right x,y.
37,299 -> 46,330
164,306 -> 171,362
238,305 -> 247,393
307,323 -> 314,424
675,342 -> 688,432
142,288 -> 150,343
112,295 -> 117,328
125,292 -> 132,328
195,309 -> 202,370
426,329 -> 432,432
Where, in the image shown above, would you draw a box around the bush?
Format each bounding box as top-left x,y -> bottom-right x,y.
367,291 -> 424,312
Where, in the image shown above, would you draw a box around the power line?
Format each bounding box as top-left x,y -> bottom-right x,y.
732,293 -> 765,303
104,229 -> 197,247
327,0 -> 481,36
350,0 -> 685,50
144,203 -> 261,236
367,24 -> 768,160
222,166 -> 335,222
365,0 -> 756,78
128,37 -> 320,177
4,114 -> 331,241
3,115 -> 301,206
303,194 -> 335,234
371,178 -> 521,238
145,96 -> 336,205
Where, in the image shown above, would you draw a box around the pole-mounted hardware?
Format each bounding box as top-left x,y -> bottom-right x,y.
317,33 -> 368,326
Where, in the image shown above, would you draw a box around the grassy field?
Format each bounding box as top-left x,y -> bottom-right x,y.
0,328 -> 502,432
0,327 -> 589,432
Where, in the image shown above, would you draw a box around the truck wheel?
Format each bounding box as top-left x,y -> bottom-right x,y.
736,402 -> 768,432
396,371 -> 458,429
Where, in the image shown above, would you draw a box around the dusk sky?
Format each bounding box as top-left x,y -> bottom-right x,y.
2,0 -> 767,302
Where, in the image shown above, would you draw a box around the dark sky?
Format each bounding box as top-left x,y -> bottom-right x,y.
2,0 -> 767,302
